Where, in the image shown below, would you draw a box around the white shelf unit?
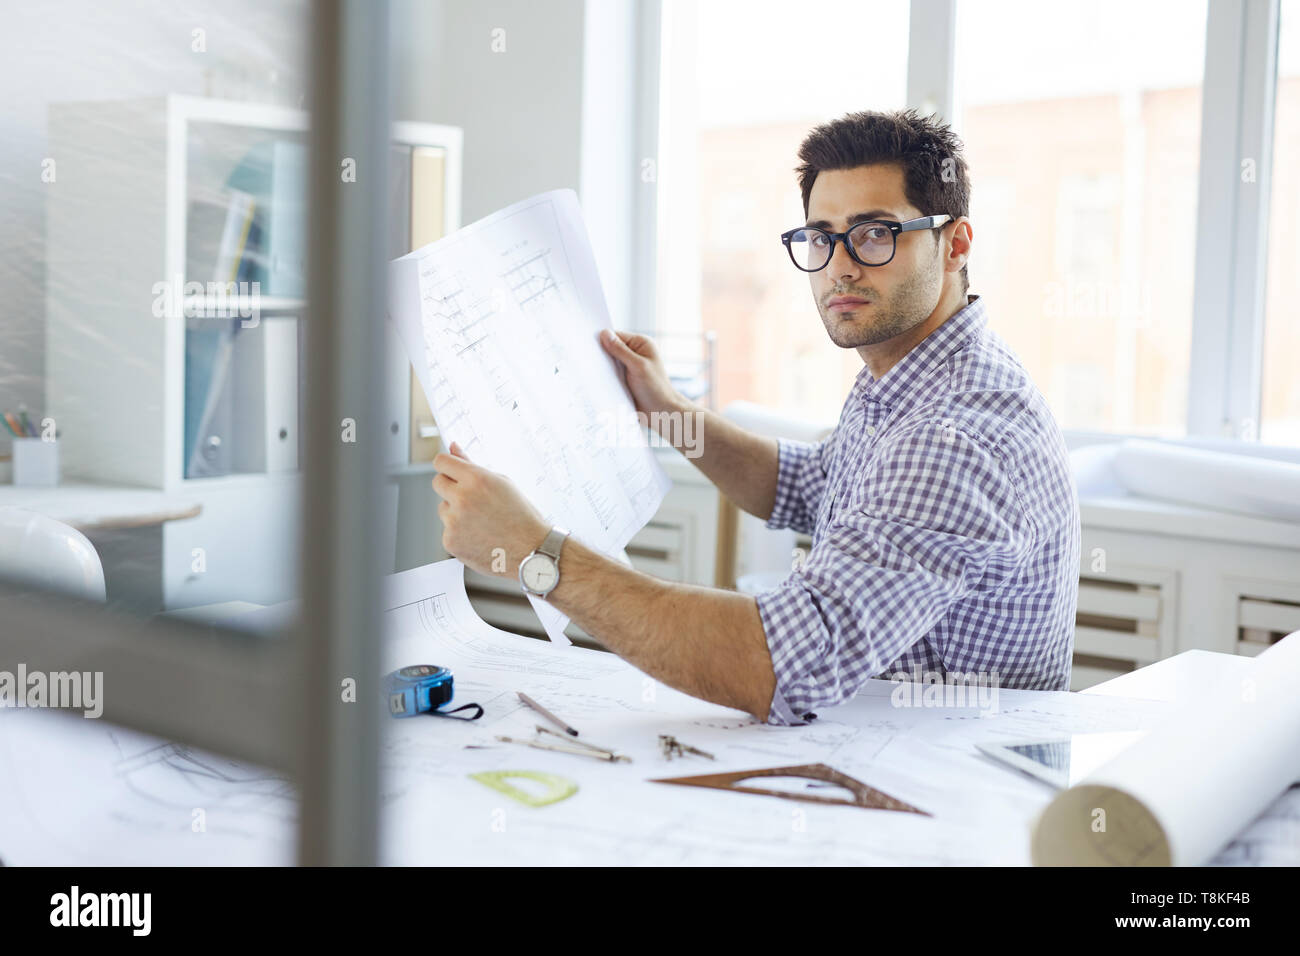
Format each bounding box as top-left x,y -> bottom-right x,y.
46,96 -> 310,492
45,95 -> 463,608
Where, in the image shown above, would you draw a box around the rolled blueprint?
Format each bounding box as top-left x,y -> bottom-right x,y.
1032,632 -> 1300,865
1112,439 -> 1300,522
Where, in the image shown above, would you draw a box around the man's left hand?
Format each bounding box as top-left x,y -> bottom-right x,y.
432,442 -> 550,579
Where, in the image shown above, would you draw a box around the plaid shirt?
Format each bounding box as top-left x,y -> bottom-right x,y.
754,296 -> 1080,725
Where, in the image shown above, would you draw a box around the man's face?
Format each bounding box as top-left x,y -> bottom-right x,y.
803,163 -> 945,350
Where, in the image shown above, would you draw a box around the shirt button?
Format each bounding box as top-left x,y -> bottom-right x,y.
866,425 -> 877,436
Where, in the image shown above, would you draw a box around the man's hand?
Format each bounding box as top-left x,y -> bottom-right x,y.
599,328 -> 686,419
432,442 -> 549,579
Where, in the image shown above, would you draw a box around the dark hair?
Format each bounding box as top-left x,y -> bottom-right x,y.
796,109 -> 970,291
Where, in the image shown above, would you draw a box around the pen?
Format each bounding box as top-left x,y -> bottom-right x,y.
517,691 -> 579,737
16,408 -> 36,438
1,414 -> 16,437
3,413 -> 23,438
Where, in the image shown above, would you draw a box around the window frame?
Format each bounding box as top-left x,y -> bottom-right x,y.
1187,0 -> 1281,441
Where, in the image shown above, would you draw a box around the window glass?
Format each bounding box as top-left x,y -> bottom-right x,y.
1260,0 -> 1300,445
955,0 -> 1208,435
658,0 -> 910,422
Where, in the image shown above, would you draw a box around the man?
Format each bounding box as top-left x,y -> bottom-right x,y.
432,109 -> 1080,725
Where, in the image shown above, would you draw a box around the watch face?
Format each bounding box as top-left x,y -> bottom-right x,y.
521,554 -> 559,593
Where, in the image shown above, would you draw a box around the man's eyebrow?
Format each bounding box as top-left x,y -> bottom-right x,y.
804,209 -> 902,230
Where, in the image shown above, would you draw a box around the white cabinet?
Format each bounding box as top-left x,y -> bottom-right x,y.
1072,495 -> 1300,687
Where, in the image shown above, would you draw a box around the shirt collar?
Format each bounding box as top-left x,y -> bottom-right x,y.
852,294 -> 988,409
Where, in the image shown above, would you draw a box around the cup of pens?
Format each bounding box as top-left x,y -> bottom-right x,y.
5,410 -> 58,488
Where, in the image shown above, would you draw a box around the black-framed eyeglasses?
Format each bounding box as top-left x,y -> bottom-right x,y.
780,215 -> 952,271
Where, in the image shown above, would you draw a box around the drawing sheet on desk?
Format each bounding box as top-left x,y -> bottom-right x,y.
372,561 -> 1278,866
3,560 -> 1297,865
388,189 -> 671,644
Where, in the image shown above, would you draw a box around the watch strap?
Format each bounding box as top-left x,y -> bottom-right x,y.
539,527 -> 569,562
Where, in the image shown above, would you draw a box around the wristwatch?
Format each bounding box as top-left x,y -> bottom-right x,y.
518,526 -> 570,598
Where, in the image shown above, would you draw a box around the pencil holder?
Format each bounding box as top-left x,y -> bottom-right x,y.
12,437 -> 59,487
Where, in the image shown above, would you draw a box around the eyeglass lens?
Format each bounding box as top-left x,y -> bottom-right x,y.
787,222 -> 895,271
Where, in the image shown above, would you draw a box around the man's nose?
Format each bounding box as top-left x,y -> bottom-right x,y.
828,238 -> 862,282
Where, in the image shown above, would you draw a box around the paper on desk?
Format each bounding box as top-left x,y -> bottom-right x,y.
381,559 -> 623,682
378,669 -> 1181,866
0,707 -> 294,866
387,189 -> 671,644
1033,631 -> 1300,866
2,571 -> 1288,866
0,559 -> 601,867
374,583 -> 1184,866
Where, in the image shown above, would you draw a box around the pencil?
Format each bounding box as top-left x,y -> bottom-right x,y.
517,691 -> 579,736
16,409 -> 37,437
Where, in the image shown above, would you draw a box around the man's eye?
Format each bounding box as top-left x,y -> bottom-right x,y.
809,233 -> 830,247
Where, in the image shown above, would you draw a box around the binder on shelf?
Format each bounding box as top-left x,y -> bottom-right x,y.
184,188 -> 259,479
383,144 -> 414,468
408,145 -> 447,465
226,140 -> 307,298
214,189 -> 257,284
231,318 -> 299,474
184,318 -> 238,478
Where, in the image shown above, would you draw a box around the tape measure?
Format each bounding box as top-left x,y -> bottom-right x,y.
384,664 -> 454,717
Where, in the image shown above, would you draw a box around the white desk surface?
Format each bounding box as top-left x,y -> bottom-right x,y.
1081,649 -> 1254,704
0,630 -> 1283,866
0,481 -> 201,531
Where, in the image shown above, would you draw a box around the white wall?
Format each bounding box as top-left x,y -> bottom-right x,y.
390,0 -> 650,328
392,0 -> 586,222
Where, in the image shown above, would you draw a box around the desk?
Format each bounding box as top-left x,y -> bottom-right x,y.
1081,649 -> 1256,704
4,628 -> 1291,867
0,482 -> 200,613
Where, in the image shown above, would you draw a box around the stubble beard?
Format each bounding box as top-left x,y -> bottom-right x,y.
820,263 -> 939,349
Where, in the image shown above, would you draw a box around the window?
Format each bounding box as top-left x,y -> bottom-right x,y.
1260,0 -> 1300,445
657,0 -> 911,423
954,0 -> 1207,436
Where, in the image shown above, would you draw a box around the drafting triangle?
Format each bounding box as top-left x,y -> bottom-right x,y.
651,762 -> 929,815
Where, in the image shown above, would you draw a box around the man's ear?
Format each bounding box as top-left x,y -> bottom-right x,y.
945,217 -> 973,275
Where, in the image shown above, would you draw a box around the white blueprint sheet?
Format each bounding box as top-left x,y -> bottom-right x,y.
2,560 -> 1296,865
388,189 -> 671,643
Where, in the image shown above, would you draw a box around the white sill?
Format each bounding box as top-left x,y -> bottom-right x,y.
1079,492 -> 1300,550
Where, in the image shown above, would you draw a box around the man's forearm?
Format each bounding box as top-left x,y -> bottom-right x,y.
544,534 -> 776,721
660,398 -> 780,521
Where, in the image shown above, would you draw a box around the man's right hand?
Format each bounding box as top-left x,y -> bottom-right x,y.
600,327 -> 779,521
599,328 -> 687,419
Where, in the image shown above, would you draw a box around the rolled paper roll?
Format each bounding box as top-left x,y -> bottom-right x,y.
1112,439 -> 1300,522
1032,631 -> 1300,865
